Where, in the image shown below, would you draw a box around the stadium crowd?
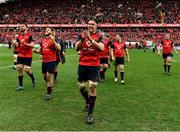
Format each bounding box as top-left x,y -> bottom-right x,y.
0,0 -> 179,45
0,0 -> 179,24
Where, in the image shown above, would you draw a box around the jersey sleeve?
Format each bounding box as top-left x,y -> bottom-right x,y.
97,35 -> 104,43
124,44 -> 127,49
111,44 -> 115,49
108,41 -> 112,46
77,34 -> 84,42
28,35 -> 34,43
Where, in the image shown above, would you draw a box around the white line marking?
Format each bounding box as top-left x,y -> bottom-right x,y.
0,54 -> 77,70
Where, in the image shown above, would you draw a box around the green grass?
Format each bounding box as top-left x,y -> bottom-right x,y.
0,48 -> 180,131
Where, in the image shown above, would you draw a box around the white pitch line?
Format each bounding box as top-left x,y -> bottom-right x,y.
0,65 -> 13,69
0,60 -> 41,70
0,54 -> 77,70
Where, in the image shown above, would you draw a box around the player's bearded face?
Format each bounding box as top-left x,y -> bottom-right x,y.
88,22 -> 97,33
45,28 -> 51,36
20,26 -> 26,32
115,35 -> 120,41
165,34 -> 170,39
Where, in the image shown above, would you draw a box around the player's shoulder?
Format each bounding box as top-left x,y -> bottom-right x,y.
26,31 -> 32,36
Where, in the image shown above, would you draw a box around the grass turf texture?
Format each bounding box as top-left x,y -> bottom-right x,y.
0,47 -> 180,131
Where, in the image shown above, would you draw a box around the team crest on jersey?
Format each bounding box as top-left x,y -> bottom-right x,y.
86,41 -> 92,47
44,43 -> 48,48
117,46 -> 121,49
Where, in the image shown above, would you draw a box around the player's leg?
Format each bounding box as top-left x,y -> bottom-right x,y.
119,57 -> 125,84
102,63 -> 109,81
42,62 -> 47,82
119,64 -> 125,84
13,52 -> 18,69
114,57 -> 118,81
163,54 -> 167,73
114,65 -> 118,81
16,57 -> 24,91
100,64 -> 108,81
45,72 -> 54,100
24,58 -> 36,87
86,67 -> 99,124
78,65 -> 89,110
44,61 -> 56,100
167,54 -> 172,74
87,81 -> 97,124
100,58 -> 109,81
54,61 -> 59,83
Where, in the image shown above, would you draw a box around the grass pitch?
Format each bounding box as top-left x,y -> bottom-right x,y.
0,48 -> 180,131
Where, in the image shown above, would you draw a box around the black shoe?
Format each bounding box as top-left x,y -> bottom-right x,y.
45,94 -> 52,100
86,114 -> 94,124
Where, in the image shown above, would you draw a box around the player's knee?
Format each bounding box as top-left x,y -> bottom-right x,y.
24,66 -> 31,72
17,65 -> 23,71
78,81 -> 88,89
87,80 -> 98,89
120,67 -> 124,72
89,87 -> 96,96
104,64 -> 109,69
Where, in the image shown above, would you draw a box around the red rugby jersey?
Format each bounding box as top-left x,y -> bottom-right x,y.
111,42 -> 126,57
41,38 -> 57,63
78,32 -> 103,66
161,39 -> 173,54
100,38 -> 111,58
17,32 -> 33,58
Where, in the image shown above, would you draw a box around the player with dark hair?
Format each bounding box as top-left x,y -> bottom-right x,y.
111,35 -> 130,84
12,24 -> 36,91
99,34 -> 111,81
34,28 -> 61,100
75,20 -> 104,124
51,29 -> 66,83
158,33 -> 178,74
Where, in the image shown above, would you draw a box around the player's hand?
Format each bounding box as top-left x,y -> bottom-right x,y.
12,40 -> 17,47
33,49 -> 38,53
157,52 -> 160,56
50,36 -> 55,41
62,52 -> 65,56
84,30 -> 91,40
175,52 -> 178,55
12,39 -> 17,44
112,57 -> 115,61
127,58 -> 130,62
21,39 -> 25,44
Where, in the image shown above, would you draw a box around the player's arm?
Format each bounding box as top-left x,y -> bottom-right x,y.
33,43 -> 41,54
12,39 -> 18,47
23,36 -> 34,48
85,31 -> 104,51
75,35 -> 84,51
61,40 -> 66,55
124,45 -> 130,62
110,44 -> 115,61
172,42 -> 178,54
51,36 -> 61,51
157,42 -> 162,55
12,38 -> 19,48
108,41 -> 112,57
